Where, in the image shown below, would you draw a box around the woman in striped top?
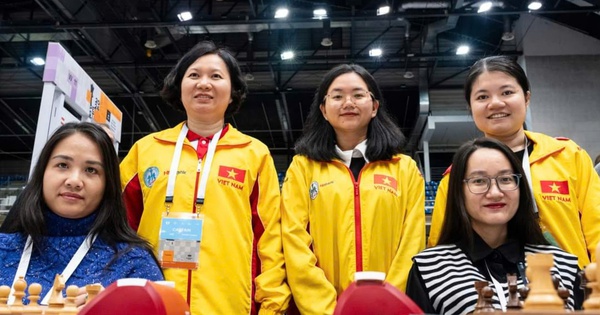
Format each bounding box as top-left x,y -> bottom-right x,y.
406,138 -> 582,314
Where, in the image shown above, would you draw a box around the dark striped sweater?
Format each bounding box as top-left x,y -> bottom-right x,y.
408,244 -> 579,314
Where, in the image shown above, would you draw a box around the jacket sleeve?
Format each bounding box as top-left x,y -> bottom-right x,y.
120,141 -> 144,231
281,157 -> 337,315
427,174 -> 449,247
574,147 -> 600,262
384,159 -> 425,292
253,152 -> 291,315
405,262 -> 436,314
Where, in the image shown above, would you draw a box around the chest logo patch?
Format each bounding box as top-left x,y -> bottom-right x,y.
143,166 -> 159,188
309,181 -> 319,200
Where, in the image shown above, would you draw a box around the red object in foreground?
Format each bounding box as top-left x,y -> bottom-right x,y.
79,279 -> 190,315
334,272 -> 424,315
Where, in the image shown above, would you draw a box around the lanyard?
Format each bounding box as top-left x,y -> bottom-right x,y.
165,124 -> 222,211
521,137 -> 539,215
485,261 -> 507,311
10,234 -> 96,305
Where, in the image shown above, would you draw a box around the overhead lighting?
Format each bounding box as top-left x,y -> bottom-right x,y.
403,71 -> 414,79
477,1 -> 493,13
528,1 -> 542,10
30,57 -> 45,66
313,8 -> 327,20
502,32 -> 515,41
177,11 -> 193,21
144,40 -> 157,49
245,73 -> 255,81
321,37 -> 333,47
281,51 -> 294,60
369,48 -> 383,57
456,45 -> 470,55
377,5 -> 391,16
274,7 -> 289,19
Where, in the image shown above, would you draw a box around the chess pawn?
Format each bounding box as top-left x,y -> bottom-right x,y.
583,262 -> 600,310
552,275 -> 570,310
58,285 -> 79,315
23,283 -> 43,315
10,276 -> 27,314
0,285 -> 10,315
522,253 -> 563,310
506,274 -> 523,309
474,281 -> 496,313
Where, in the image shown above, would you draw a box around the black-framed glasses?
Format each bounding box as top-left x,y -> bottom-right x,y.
323,90 -> 375,106
463,174 -> 522,194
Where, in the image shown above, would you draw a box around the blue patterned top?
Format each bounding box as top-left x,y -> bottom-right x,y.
0,210 -> 163,302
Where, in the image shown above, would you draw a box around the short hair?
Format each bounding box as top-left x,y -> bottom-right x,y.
437,137 -> 548,249
294,64 -> 406,162
0,122 -> 156,260
464,56 -> 531,108
160,41 -> 248,117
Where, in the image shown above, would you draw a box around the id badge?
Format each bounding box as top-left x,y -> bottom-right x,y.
158,212 -> 203,270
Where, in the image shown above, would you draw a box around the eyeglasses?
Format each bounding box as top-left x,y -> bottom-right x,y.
323,90 -> 374,106
463,174 -> 522,194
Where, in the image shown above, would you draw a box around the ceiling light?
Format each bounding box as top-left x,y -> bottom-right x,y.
403,71 -> 414,79
321,37 -> 333,47
528,1 -> 542,10
369,48 -> 382,57
377,5 -> 391,16
456,45 -> 470,55
313,8 -> 327,20
177,11 -> 193,21
502,32 -> 515,41
274,7 -> 289,19
144,40 -> 157,49
477,1 -> 493,13
30,57 -> 45,66
245,73 -> 255,81
281,51 -> 294,60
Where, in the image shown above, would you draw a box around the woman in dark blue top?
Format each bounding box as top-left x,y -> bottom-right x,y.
0,122 -> 163,305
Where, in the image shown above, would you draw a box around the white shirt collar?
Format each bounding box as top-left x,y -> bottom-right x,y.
335,139 -> 369,167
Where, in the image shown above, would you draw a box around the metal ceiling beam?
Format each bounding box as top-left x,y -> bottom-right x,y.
2,6 -> 598,33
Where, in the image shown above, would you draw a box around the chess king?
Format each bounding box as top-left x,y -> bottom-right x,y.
406,138 -> 583,314
0,122 -> 163,305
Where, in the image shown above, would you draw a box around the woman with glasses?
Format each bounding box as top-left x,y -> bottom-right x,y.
406,137 -> 582,314
428,56 -> 600,270
281,64 -> 425,314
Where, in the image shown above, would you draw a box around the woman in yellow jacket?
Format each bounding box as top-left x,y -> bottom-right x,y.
281,64 -> 425,314
120,41 -> 289,315
428,56 -> 600,269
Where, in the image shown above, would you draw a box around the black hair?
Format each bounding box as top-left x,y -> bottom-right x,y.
294,64 -> 405,162
0,122 -> 159,267
464,56 -> 531,108
160,40 -> 248,117
438,137 -> 548,248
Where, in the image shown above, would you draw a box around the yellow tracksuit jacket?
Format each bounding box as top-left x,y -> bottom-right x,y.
120,122 -> 290,315
281,154 -> 425,315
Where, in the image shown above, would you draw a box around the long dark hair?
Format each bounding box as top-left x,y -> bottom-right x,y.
464,56 -> 531,108
1,122 -> 157,262
438,137 -> 547,248
160,40 -> 248,117
294,64 -> 405,162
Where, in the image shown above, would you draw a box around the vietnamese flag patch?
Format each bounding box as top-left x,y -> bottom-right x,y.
540,180 -> 569,195
218,166 -> 246,183
374,174 -> 397,189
